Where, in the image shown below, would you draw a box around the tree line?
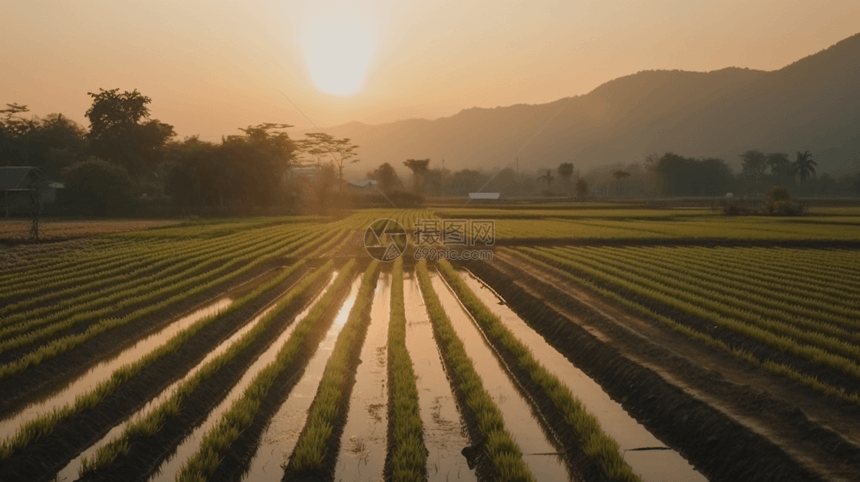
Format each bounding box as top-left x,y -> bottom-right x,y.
3,89 -> 859,217
0,90 -> 367,215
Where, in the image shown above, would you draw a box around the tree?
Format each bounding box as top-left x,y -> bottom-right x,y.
612,170 -> 630,195
575,178 -> 589,198
312,162 -> 338,212
403,159 -> 430,192
21,114 -> 88,175
368,162 -> 403,192
766,152 -> 792,176
646,152 -> 733,196
85,89 -> 175,179
298,133 -> 359,191
1,104 -> 35,166
62,157 -> 136,215
740,150 -> 768,191
792,150 -> 817,183
558,162 -> 574,196
537,169 -> 555,192
220,123 -> 296,206
1,106 -> 86,173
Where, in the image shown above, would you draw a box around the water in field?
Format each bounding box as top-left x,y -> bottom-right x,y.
241,274 -> 363,481
430,272 -> 573,482
334,273 -> 390,482
0,265 -> 292,440
0,297 -> 232,443
459,268 -> 709,482
404,273 -> 476,482
55,271 -> 337,482
149,271 -> 354,482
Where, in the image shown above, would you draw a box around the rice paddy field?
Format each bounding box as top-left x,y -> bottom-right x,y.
0,205 -> 859,481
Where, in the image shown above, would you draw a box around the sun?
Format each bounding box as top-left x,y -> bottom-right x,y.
301,6 -> 375,96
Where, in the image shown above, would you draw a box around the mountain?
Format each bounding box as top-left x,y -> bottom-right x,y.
320,32 -> 860,175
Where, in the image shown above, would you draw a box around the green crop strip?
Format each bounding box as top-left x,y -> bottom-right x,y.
0,225 -> 307,330
538,246 -> 860,375
0,224 -> 298,322
385,257 -> 427,481
0,235 -> 336,462
437,260 -> 640,482
175,259 -> 363,481
416,259 -> 535,482
558,246 -> 860,335
77,259 -> 341,475
508,248 -> 860,405
287,260 -> 380,475
614,246 -> 860,313
0,229 -> 308,346
0,228 -> 343,381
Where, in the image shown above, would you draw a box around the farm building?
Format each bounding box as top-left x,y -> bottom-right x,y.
346,179 -> 378,193
0,166 -> 63,217
468,192 -> 500,202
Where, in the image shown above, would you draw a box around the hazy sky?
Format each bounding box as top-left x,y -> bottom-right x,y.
2,0 -> 859,140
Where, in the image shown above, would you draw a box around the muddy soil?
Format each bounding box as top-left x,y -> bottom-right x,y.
466,254 -> 860,481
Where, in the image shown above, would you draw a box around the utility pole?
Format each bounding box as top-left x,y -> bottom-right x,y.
516,155 -> 520,197
441,157 -> 445,197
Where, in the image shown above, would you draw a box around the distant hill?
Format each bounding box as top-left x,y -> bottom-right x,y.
318,32 -> 860,176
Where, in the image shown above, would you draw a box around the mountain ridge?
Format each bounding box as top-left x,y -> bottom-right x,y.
320,32 -> 860,175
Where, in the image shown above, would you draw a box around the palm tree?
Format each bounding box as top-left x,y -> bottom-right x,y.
558,162 -> 574,196
792,150 -> 817,183
538,169 -> 555,192
612,170 -> 630,196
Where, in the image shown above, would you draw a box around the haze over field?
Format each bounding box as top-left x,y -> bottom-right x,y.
3,1 -> 860,174
321,32 -> 860,174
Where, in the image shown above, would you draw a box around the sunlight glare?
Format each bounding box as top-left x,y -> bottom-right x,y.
301,5 -> 375,96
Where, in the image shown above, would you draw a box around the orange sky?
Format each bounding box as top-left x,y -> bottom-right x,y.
2,0 -> 859,140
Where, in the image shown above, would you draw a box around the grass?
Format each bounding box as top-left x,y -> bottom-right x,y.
288,260 -> 381,474
385,257 -> 427,481
437,259 -> 640,482
416,259 -> 535,482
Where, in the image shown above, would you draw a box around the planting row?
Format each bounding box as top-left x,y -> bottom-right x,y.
512,246 -> 860,403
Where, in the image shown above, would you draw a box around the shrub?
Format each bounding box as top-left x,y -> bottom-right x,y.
771,199 -> 805,216
763,185 -> 804,216
62,157 -> 137,216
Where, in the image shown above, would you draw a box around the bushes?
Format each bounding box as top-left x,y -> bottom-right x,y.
764,185 -> 804,216
720,185 -> 805,216
62,157 -> 137,216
